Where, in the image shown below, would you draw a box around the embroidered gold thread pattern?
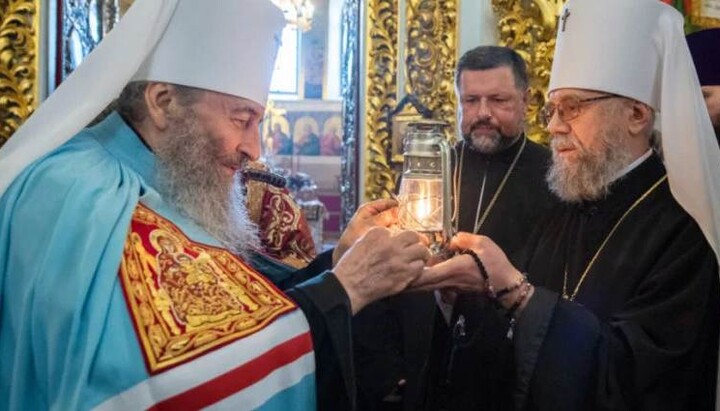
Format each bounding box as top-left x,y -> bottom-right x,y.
119,203 -> 296,373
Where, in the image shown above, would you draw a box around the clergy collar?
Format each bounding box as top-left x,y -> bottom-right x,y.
611,149 -> 653,182
90,111 -> 158,188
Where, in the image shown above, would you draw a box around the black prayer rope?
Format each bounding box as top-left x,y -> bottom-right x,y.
495,275 -> 528,300
461,249 -> 489,281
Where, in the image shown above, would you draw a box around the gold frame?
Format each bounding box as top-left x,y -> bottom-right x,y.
491,0 -> 566,145
363,0 -> 458,202
691,0 -> 720,28
362,0 -> 564,201
0,0 -> 41,147
390,112 -> 424,163
363,0 -> 400,200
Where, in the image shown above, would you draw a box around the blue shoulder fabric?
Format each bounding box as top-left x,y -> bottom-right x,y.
0,125 -> 148,410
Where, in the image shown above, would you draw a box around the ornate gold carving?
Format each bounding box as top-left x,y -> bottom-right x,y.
120,203 -> 296,373
491,0 -> 567,144
0,0 -> 40,147
690,0 -> 720,28
363,0 -> 399,200
405,0 -> 457,135
363,0 -> 458,201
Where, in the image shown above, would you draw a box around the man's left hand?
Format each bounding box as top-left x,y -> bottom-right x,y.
409,232 -> 521,292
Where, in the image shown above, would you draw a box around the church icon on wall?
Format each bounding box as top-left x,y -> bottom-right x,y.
294,116 -> 321,156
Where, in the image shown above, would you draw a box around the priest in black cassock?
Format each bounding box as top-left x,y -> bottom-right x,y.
352,46 -> 558,411
422,46 -> 559,411
412,0 -> 720,410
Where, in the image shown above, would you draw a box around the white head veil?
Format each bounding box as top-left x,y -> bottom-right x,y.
549,0 -> 720,263
0,0 -> 285,195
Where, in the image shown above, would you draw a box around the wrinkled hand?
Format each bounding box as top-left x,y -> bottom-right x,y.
333,227 -> 429,314
333,199 -> 399,265
409,232 -> 521,293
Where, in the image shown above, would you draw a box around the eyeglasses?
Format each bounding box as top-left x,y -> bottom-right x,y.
539,95 -> 623,127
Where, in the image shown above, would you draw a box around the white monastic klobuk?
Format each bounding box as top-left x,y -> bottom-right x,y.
549,0 -> 720,264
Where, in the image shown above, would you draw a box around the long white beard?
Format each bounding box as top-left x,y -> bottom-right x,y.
154,108 -> 260,258
546,123 -> 634,202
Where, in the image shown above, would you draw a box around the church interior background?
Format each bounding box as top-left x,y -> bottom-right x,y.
1,0 -> 718,250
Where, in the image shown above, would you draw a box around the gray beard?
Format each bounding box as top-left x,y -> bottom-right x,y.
463,129 -> 519,154
153,108 -> 260,258
546,125 -> 635,202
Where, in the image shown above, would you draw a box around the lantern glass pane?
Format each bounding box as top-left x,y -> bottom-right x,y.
397,176 -> 444,232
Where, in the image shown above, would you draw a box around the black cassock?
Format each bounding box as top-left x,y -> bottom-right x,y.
352,136 -> 559,411
439,153 -> 719,410
513,153 -> 719,410
424,136 -> 559,411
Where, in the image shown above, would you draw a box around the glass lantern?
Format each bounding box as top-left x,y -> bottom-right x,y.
396,120 -> 453,254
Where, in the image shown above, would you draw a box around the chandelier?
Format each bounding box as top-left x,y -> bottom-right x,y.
271,0 -> 315,32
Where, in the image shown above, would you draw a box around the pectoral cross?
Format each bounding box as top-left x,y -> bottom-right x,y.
560,8 -> 571,32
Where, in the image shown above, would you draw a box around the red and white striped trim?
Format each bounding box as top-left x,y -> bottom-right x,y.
93,310 -> 314,411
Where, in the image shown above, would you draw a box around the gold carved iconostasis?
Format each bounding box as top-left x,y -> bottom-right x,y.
1,0 -> 40,147
360,0 -> 566,202
360,0 -> 720,203
1,0 -> 719,225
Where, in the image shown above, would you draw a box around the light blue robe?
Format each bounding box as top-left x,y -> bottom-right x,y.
0,113 -> 316,410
